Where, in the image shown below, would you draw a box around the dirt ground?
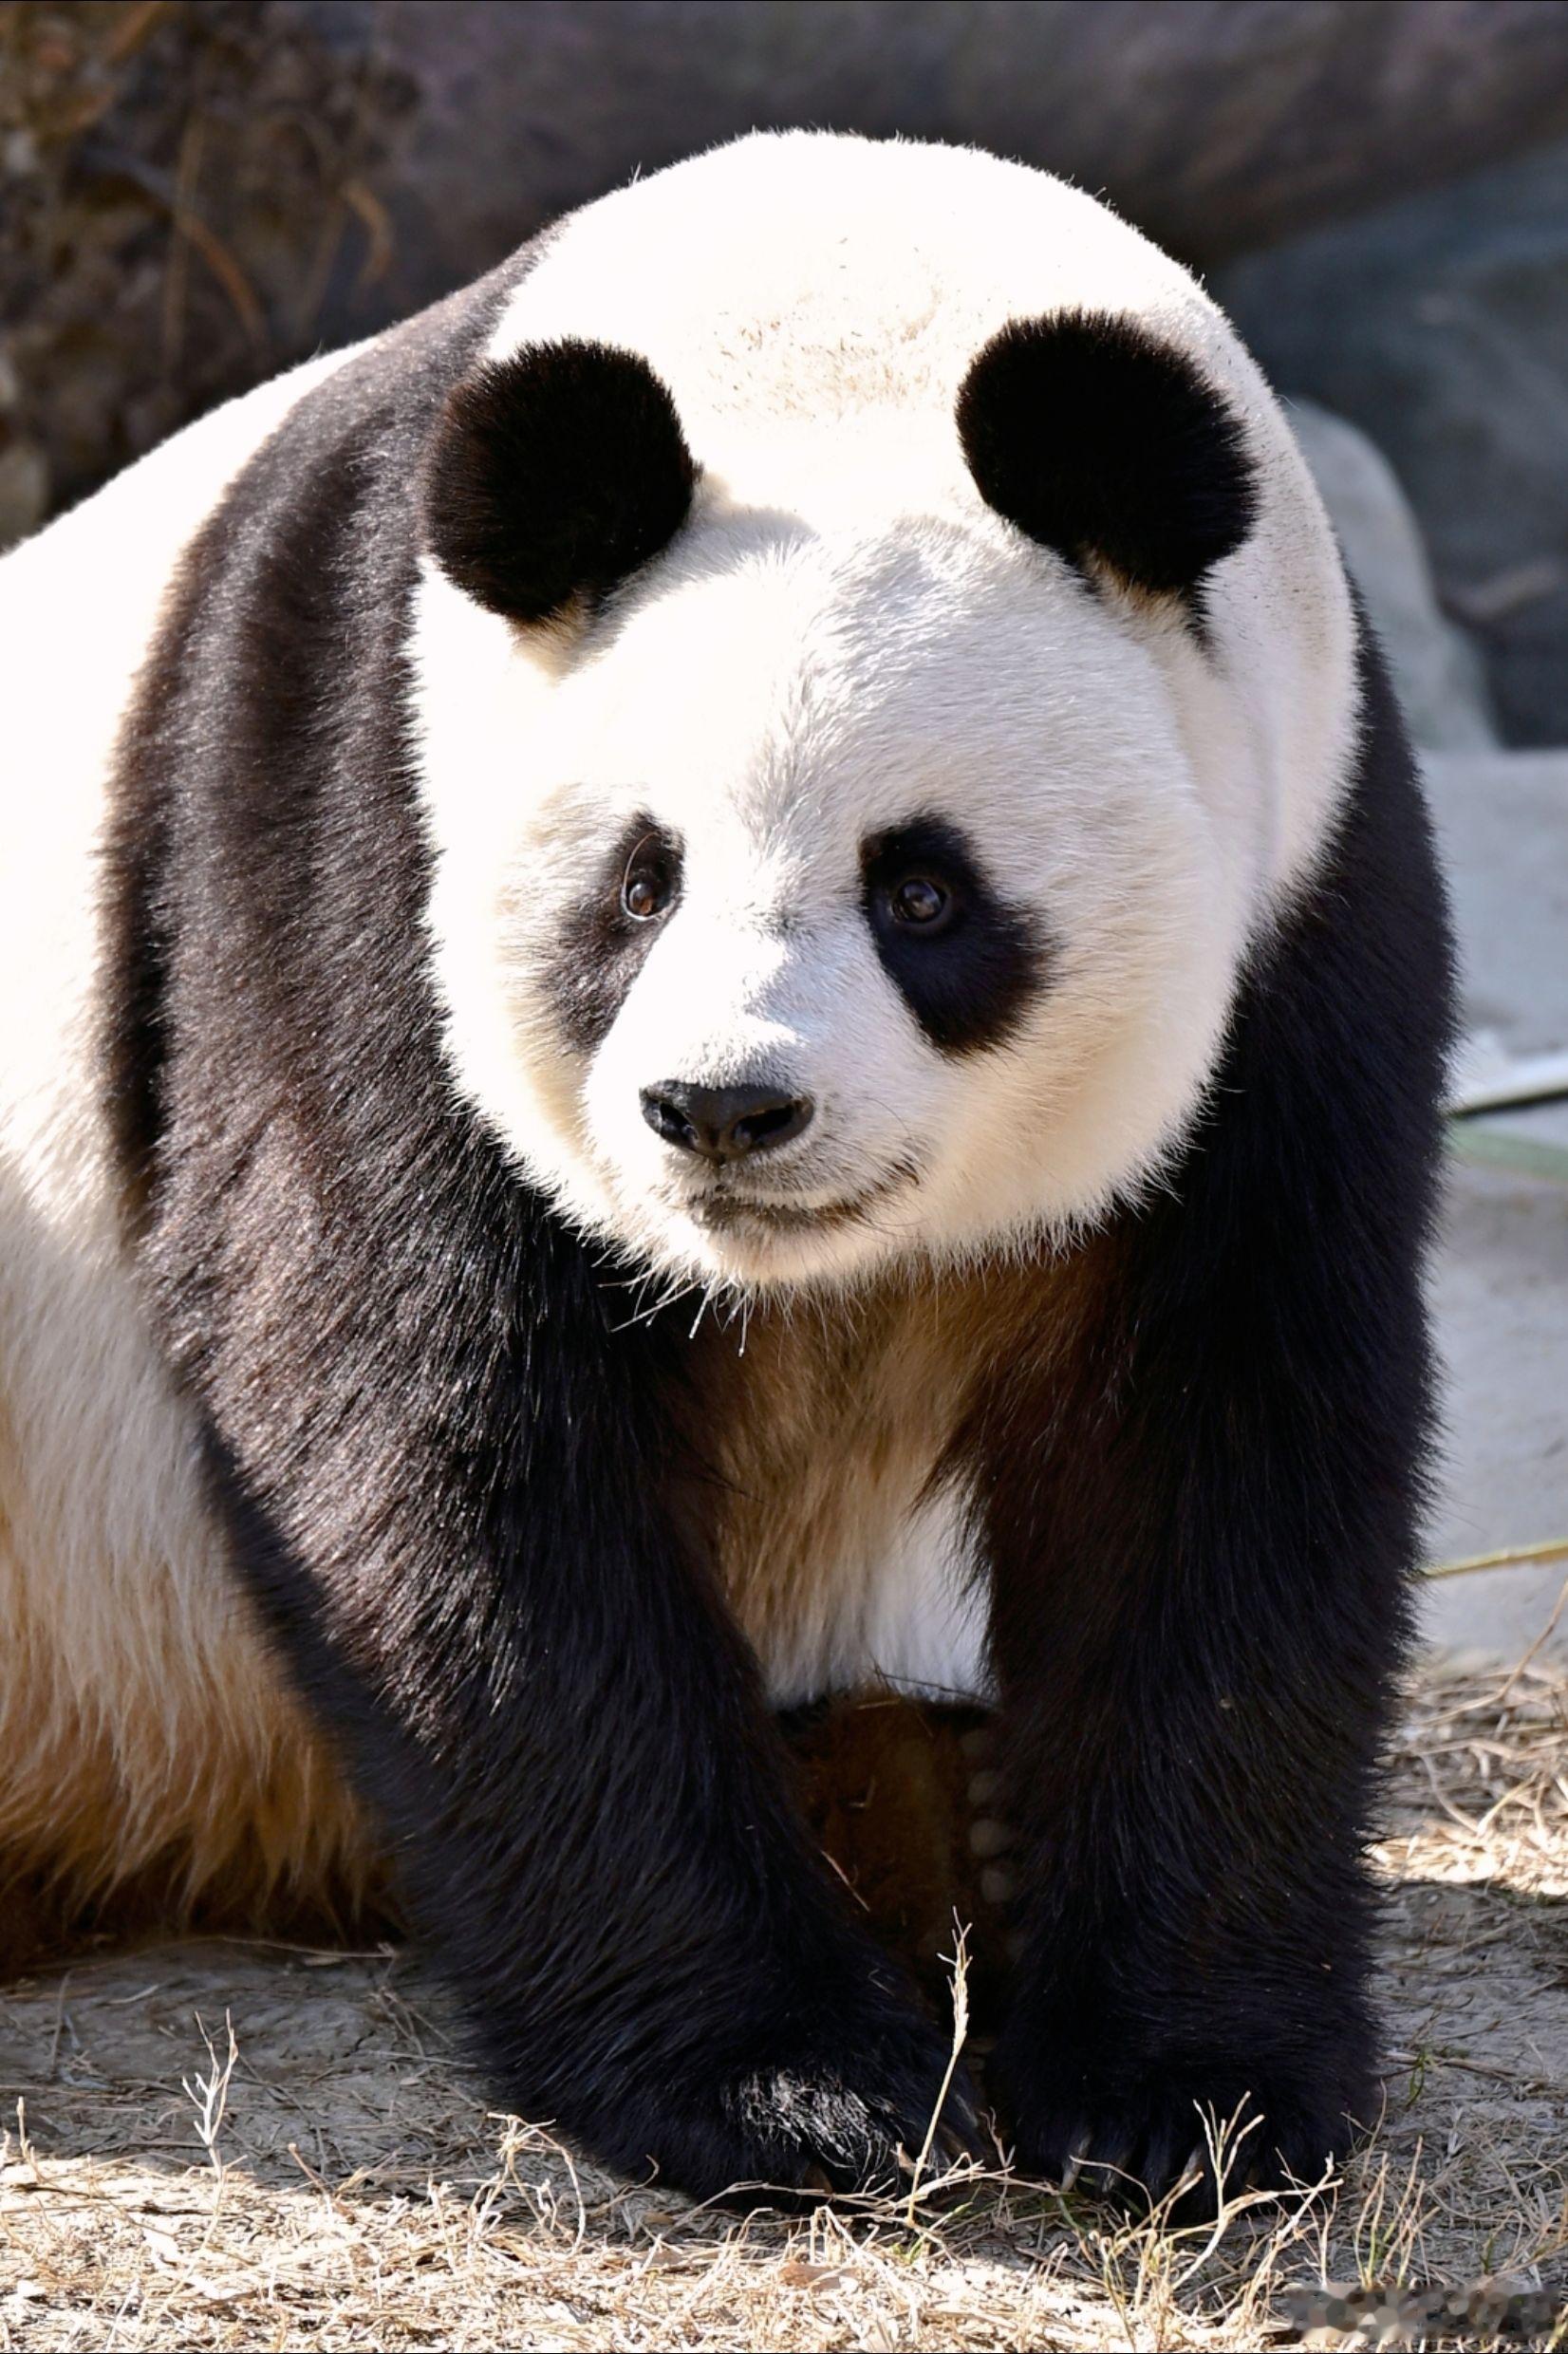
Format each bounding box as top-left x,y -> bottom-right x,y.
2,1645 -> 1565,2352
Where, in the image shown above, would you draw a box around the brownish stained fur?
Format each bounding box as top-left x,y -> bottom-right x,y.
681,1241 -> 1112,1680
0,1849 -> 397,1983
791,1691 -> 1009,2027
0,1681 -> 386,1979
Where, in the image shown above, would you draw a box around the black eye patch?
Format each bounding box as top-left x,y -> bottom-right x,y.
861,816 -> 1046,1055
545,813 -> 682,1055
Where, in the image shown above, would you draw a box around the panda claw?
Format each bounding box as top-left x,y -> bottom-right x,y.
966,1768 -> 1001,1805
967,1816 -> 1014,1859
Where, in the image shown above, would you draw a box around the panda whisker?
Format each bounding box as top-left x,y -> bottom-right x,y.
606,1273 -> 702,1335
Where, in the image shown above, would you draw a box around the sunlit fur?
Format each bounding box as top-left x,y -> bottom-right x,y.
410,132 -> 1354,1292
0,349 -> 372,1941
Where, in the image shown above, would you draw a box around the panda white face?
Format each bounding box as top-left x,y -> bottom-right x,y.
413,495 -> 1245,1293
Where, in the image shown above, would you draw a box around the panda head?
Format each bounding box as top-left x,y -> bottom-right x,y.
414,317 -> 1260,1293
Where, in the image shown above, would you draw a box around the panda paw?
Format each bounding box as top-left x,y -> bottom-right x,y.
729,2013 -> 980,2204
995,2036 -> 1361,2219
654,2003 -> 980,2207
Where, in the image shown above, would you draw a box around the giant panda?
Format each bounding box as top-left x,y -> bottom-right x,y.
0,130 -> 1453,2207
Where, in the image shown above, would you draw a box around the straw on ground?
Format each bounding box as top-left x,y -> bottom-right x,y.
1,1650 -> 1565,2350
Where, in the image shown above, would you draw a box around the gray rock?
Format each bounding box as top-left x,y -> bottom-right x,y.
1425,1154 -> 1568,1657
0,438 -> 48,552
1216,134 -> 1568,746
1414,744 -> 1568,1657
1289,402 -> 1495,752
1422,749 -> 1568,1055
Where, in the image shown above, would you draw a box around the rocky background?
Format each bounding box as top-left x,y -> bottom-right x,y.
5,0 -> 1568,741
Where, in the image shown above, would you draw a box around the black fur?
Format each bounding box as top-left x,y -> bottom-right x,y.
103,274 -> 968,2206
546,814 -> 683,1056
861,816 -> 1045,1055
970,621 -> 1454,2208
422,340 -> 697,623
957,311 -> 1259,611
102,250 -> 1450,2213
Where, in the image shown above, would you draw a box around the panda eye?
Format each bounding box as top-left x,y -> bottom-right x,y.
887,873 -> 953,932
622,848 -> 676,923
861,816 -> 1042,1056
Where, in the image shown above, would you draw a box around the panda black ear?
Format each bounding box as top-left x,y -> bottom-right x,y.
956,310 -> 1257,610
422,339 -> 698,623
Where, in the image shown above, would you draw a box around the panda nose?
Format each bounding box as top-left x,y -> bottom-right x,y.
640,1080 -> 813,1165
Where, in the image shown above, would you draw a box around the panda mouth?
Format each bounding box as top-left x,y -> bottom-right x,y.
691,1192 -> 872,1234
684,1161 -> 919,1236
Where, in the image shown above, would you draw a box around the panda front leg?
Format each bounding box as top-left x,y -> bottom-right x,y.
167,1197 -> 972,2205
983,1196 -> 1423,2207
983,1325 -> 1401,2213
980,673 -> 1451,2207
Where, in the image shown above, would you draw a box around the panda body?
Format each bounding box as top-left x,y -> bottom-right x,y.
0,133 -> 1452,2201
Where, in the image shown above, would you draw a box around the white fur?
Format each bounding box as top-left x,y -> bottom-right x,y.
759,1479 -> 991,1712
834,1485 -> 993,1709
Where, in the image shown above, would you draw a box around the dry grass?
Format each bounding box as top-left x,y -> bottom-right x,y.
2,1648 -> 1565,2350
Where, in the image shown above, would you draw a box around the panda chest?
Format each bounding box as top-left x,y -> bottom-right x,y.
685,1301 -> 994,1710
